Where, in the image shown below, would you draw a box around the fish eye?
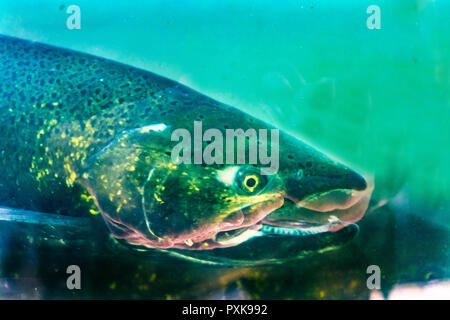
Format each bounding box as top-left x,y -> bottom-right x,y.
235,167 -> 267,194
243,175 -> 259,191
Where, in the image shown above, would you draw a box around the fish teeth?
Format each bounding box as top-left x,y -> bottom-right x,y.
216,229 -> 263,246
328,215 -> 340,223
184,239 -> 194,246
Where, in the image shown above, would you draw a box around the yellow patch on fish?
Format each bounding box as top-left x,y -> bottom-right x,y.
36,129 -> 45,139
64,163 -> 77,186
81,194 -> 93,202
154,193 -> 164,204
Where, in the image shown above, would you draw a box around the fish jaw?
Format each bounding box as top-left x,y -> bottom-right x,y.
165,196 -> 285,250
143,180 -> 373,250
259,131 -> 374,232
196,174 -> 373,250
135,173 -> 373,250
263,177 -> 374,232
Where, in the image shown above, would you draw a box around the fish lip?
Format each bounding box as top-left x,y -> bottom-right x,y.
263,179 -> 374,231
291,187 -> 366,212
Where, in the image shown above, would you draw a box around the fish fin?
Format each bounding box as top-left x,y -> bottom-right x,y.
0,206 -> 89,227
0,206 -> 113,259
0,206 -> 95,243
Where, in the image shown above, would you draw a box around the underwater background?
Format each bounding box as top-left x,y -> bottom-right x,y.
0,0 -> 449,299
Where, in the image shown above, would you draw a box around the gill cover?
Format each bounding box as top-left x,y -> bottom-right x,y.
80,124 -> 173,246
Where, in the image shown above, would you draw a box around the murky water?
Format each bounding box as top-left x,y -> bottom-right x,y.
0,0 -> 449,299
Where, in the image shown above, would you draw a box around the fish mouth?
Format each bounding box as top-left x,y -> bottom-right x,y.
166,197 -> 284,250
104,184 -> 372,251
170,180 -> 373,250
263,181 -> 374,232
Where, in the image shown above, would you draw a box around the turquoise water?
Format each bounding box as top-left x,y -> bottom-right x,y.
0,0 -> 449,299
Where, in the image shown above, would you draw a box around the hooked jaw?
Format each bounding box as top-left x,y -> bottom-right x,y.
263,164 -> 373,232
194,162 -> 372,249
156,167 -> 372,250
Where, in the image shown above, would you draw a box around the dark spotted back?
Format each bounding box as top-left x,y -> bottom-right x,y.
0,35 -> 266,216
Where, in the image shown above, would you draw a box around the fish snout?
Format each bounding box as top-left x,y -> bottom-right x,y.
284,163 -> 368,204
263,162 -> 373,231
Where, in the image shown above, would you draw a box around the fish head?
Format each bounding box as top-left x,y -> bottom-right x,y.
80,111 -> 372,259
80,123 -> 285,250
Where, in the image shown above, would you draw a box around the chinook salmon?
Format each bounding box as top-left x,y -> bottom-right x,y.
0,35 -> 372,261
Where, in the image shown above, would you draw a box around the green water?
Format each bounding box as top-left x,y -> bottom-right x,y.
0,0 -> 449,299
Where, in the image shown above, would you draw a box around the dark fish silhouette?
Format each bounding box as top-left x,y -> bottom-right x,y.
0,35 -> 372,265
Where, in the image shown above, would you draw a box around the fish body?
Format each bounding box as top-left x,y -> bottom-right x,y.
0,35 -> 372,264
